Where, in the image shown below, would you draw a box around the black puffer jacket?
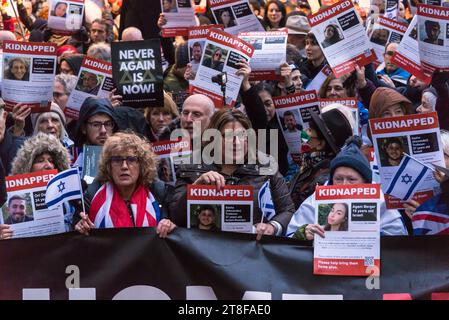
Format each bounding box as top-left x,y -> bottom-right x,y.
168,160 -> 295,234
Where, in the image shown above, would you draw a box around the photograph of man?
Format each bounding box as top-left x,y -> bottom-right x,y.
422,20 -> 444,46
162,0 -> 178,13
4,195 -> 33,225
52,1 -> 68,17
190,41 -> 203,73
321,24 -> 344,48
76,71 -> 102,95
202,47 -> 225,72
380,137 -> 406,167
371,28 -> 390,46
193,205 -> 220,231
283,110 -> 302,132
4,57 -> 30,81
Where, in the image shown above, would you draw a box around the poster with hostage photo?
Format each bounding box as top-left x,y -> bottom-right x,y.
314,184 -> 382,276
48,0 -> 85,35
369,112 -> 445,209
0,171 -> 66,239
2,41 -> 57,113
187,185 -> 254,233
369,16 -> 407,64
308,0 -> 376,77
209,0 -> 264,35
160,0 -> 197,37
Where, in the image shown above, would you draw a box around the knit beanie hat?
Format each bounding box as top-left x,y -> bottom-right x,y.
32,102 -> 67,129
329,136 -> 372,184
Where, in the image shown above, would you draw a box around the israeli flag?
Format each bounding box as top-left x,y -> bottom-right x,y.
385,154 -> 430,201
45,168 -> 83,209
258,180 -> 276,221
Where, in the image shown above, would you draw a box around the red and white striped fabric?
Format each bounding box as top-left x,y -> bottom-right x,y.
89,182 -> 160,228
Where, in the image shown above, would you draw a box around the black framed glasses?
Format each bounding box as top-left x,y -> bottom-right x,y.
110,156 -> 139,167
87,120 -> 114,130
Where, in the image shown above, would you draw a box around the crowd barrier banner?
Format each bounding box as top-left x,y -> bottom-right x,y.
1,227 -> 449,300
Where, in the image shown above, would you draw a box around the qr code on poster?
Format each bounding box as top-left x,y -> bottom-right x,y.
364,256 -> 374,266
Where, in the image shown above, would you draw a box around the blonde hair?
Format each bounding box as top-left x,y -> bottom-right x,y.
97,132 -> 158,187
145,91 -> 179,123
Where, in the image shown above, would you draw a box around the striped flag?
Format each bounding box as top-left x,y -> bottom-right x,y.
384,154 -> 430,201
258,180 -> 276,221
45,168 -> 83,209
413,195 -> 449,235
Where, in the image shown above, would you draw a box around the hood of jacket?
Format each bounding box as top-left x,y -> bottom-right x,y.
11,133 -> 71,175
368,87 -> 413,119
74,97 -> 119,147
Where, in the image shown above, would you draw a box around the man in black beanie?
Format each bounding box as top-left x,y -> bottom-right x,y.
287,137 -> 408,240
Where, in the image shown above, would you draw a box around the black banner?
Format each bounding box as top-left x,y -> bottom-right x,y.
1,228 -> 449,300
111,40 -> 163,108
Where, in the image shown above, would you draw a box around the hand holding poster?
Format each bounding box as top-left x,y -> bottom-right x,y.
160,0 -> 198,37
314,184 -> 381,276
273,90 -> 320,160
190,28 -> 254,107
111,40 -> 164,108
307,0 -> 376,77
0,170 -> 66,239
369,16 -> 408,63
391,16 -> 430,82
369,112 -> 445,209
238,30 -> 287,80
417,4 -> 449,78
188,25 -> 224,76
66,57 -> 114,119
187,185 -> 253,233
151,139 -> 192,185
2,41 -> 57,112
209,0 -> 264,35
48,0 -> 85,35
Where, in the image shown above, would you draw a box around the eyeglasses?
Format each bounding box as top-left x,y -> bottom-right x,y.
385,50 -> 395,56
110,156 -> 139,167
214,53 -> 222,57
87,121 -> 114,130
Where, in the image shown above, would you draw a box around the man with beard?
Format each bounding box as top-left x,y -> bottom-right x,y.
376,42 -> 411,88
189,42 -> 203,74
4,195 -> 33,224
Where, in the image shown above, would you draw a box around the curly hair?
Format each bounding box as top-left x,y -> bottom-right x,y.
318,73 -> 356,98
96,132 -> 158,187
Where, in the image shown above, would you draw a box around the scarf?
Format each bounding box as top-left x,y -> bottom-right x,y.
89,182 -> 161,228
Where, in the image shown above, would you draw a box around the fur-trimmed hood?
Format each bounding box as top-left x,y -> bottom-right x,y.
11,133 -> 71,175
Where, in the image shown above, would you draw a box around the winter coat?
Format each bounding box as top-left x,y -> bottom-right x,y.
10,132 -> 71,175
168,159 -> 295,234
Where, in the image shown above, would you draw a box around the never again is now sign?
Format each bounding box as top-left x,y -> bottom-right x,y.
111,39 -> 163,108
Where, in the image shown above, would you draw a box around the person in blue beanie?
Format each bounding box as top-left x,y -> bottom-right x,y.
286,136 -> 408,240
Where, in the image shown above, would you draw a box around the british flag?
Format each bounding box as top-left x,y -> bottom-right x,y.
412,194 -> 449,235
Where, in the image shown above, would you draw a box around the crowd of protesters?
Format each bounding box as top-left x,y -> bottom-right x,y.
0,0 -> 448,241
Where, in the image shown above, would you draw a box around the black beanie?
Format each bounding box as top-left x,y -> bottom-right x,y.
329,137 -> 372,184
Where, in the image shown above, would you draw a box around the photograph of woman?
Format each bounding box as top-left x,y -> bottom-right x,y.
202,47 -> 225,72
323,203 -> 348,231
53,2 -> 68,17
4,57 -> 30,81
217,8 -> 236,28
321,24 -> 344,48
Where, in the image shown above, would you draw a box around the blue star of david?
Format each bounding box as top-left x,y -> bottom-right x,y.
57,181 -> 66,193
401,174 -> 413,185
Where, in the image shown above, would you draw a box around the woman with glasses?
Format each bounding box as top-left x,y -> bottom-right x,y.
169,108 -> 295,239
74,132 -> 176,238
203,47 -> 225,72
